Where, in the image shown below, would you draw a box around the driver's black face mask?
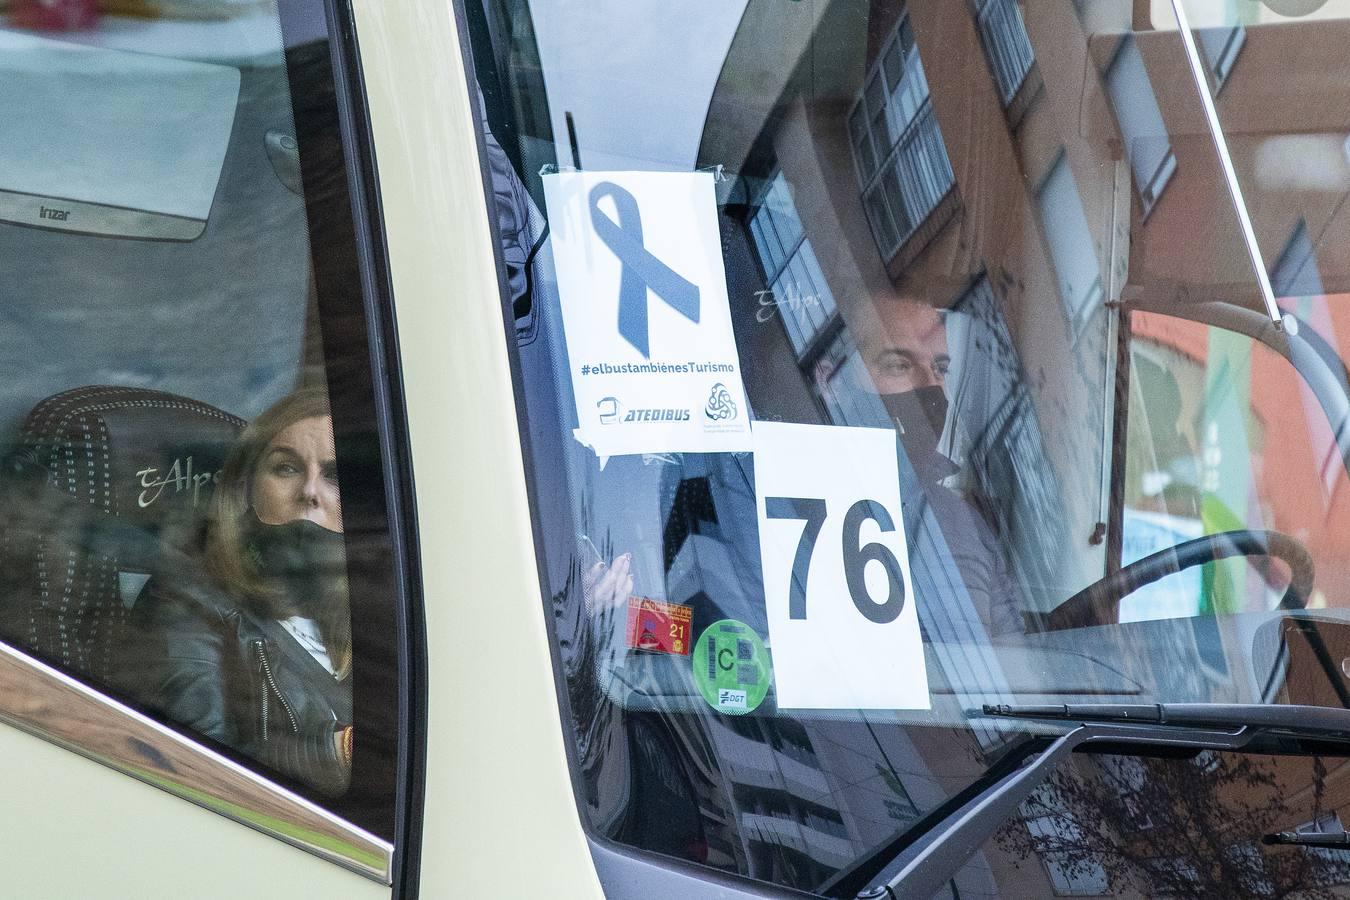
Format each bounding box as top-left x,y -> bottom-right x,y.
880,385 -> 949,462
245,514 -> 346,615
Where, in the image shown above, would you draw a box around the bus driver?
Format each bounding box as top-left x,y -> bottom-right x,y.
854,295 -> 1023,639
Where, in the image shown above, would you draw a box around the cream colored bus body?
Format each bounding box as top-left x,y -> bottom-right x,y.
0,3 -> 599,897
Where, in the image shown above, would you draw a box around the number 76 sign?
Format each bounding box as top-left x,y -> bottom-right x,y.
753,422 -> 930,710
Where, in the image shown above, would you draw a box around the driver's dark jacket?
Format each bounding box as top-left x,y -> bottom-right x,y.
907,450 -> 1023,639
129,566 -> 351,797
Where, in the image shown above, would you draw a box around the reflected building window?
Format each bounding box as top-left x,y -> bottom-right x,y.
1035,152 -> 1103,339
1222,843 -> 1275,896
971,0 -> 1035,105
1197,25 -> 1245,92
1038,844 -> 1111,895
748,170 -> 870,430
1103,34 -> 1177,216
1097,755 -> 1155,832
948,276 -> 1068,604
1272,218 -> 1323,300
748,172 -> 839,357
1142,856 -> 1203,892
1022,784 -> 1111,896
846,14 -> 955,261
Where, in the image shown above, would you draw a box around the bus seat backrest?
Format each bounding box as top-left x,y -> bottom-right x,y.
0,386 -> 244,685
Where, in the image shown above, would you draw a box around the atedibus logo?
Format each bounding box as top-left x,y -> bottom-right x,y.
623,408 -> 689,423
597,396 -> 689,424
597,397 -> 622,424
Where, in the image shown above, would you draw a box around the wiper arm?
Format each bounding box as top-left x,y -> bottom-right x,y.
859,703 -> 1350,900
817,736 -> 1048,899
1264,830 -> 1350,848
982,702 -> 1350,738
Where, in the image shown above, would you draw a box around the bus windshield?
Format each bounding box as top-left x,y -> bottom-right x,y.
468,0 -> 1350,894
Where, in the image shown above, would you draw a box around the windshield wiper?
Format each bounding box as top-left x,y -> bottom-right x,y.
981,702 -> 1350,737
846,703 -> 1350,900
1264,830 -> 1350,848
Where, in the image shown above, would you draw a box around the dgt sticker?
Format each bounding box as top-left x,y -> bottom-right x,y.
692,619 -> 771,715
753,421 -> 930,710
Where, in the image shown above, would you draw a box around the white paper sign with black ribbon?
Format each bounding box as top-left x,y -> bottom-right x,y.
753,421 -> 930,710
543,171 -> 752,459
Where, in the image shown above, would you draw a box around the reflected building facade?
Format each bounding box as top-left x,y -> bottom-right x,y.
681,1 -> 1350,894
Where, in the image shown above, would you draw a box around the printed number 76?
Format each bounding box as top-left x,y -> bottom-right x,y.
765,497 -> 906,624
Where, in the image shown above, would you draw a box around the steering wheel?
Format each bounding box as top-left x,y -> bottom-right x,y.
1045,529 -> 1314,631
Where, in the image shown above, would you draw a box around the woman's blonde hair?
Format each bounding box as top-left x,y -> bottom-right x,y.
205,387 -> 351,676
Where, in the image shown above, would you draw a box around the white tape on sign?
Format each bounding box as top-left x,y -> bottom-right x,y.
753,421 -> 930,710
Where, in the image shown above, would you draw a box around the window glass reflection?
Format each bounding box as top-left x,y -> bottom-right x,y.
472,0 -> 1350,893
0,0 -> 398,834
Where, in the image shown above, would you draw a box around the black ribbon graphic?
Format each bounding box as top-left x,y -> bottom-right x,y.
589,181 -> 701,358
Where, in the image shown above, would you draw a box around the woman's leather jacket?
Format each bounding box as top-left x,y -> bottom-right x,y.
129,560 -> 352,796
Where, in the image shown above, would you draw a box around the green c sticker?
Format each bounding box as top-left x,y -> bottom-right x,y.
692,619 -> 771,714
